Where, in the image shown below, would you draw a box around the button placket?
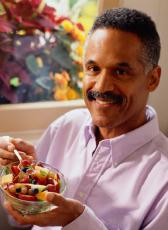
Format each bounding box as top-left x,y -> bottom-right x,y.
74,144 -> 111,203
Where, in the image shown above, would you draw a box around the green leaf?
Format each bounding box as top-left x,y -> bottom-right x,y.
0,3 -> 5,15
56,31 -> 73,47
4,166 -> 10,175
10,77 -> 20,87
26,55 -> 40,76
51,44 -> 73,69
36,77 -> 53,91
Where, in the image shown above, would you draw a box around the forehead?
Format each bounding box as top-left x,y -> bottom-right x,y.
84,28 -> 143,67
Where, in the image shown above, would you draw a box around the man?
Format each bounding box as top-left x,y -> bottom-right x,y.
0,8 -> 168,230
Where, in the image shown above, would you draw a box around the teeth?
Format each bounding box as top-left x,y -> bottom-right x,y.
96,99 -> 113,105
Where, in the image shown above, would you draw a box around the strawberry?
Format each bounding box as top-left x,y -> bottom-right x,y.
11,165 -> 20,175
19,175 -> 30,183
21,159 -> 32,167
18,194 -> 37,201
47,182 -> 59,193
47,178 -> 55,185
37,178 -> 47,185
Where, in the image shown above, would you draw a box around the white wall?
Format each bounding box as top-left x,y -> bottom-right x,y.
102,0 -> 168,135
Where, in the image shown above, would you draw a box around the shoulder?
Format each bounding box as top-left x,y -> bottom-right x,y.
154,132 -> 168,159
151,132 -> 168,177
49,108 -> 91,131
36,108 -> 91,159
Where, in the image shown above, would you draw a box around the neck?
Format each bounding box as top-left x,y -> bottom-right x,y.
95,113 -> 148,144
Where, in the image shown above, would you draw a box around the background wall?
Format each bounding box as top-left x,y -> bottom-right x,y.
0,1 -> 167,230
0,0 -> 167,135
101,0 -> 168,135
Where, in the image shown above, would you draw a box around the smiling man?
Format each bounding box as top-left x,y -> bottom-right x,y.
1,7 -> 168,230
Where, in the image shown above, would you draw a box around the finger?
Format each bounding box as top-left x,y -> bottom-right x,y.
11,138 -> 36,159
47,192 -> 66,207
0,137 -> 15,151
0,158 -> 14,166
17,151 -> 33,160
4,202 -> 31,225
0,148 -> 16,161
4,201 -> 54,226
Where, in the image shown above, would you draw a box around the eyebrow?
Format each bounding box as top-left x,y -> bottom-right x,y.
85,60 -> 96,66
85,60 -> 133,70
116,62 -> 133,70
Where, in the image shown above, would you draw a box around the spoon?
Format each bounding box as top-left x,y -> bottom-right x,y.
14,149 -> 22,162
2,136 -> 22,162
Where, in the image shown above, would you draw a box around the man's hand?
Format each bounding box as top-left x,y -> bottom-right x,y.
4,192 -> 85,227
0,136 -> 36,166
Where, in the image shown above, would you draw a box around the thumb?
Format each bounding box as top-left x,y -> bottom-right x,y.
0,136 -> 15,151
47,192 -> 66,207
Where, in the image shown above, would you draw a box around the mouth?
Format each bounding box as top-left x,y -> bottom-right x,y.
95,98 -> 118,105
87,90 -> 126,105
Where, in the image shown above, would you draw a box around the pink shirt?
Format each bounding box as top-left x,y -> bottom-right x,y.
33,106 -> 168,230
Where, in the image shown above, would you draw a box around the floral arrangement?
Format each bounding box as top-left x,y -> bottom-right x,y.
0,0 -> 85,104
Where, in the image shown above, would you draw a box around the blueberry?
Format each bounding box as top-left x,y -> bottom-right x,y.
22,167 -> 28,173
31,179 -> 37,184
16,188 -> 21,193
31,188 -> 39,195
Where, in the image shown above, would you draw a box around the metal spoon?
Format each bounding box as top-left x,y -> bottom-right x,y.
2,136 -> 22,162
14,149 -> 22,162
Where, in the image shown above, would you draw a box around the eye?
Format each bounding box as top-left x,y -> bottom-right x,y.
88,65 -> 100,72
112,68 -> 127,76
86,65 -> 100,75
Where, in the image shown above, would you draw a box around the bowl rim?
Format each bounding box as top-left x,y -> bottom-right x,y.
0,160 -> 67,204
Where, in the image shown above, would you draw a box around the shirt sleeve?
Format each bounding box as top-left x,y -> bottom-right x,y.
62,205 -> 108,230
142,185 -> 168,230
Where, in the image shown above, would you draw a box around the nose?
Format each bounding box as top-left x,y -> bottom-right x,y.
95,70 -> 114,92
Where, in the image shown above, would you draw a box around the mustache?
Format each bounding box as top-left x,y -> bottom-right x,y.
87,90 -> 126,104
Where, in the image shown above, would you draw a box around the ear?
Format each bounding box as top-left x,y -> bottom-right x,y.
147,66 -> 161,92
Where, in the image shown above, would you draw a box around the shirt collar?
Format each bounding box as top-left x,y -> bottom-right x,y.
83,105 -> 160,166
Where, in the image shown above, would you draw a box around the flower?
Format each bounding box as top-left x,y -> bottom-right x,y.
0,0 -> 86,103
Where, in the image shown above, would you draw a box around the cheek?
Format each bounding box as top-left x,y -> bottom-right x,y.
83,76 -> 95,92
82,77 -> 96,108
126,83 -> 149,107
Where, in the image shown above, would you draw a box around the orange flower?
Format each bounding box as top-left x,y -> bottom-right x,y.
75,45 -> 83,57
67,87 -> 80,100
61,20 -> 74,33
54,87 -> 68,101
78,71 -> 84,79
53,86 -> 80,101
53,71 -> 70,87
72,26 -> 85,43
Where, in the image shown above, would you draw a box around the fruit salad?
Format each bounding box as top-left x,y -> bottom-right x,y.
0,160 -> 61,202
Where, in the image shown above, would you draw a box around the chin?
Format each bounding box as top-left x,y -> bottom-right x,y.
92,117 -> 115,128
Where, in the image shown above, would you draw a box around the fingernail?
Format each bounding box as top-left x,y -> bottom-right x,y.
47,192 -> 55,202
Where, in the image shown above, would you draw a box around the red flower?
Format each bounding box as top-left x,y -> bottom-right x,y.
0,0 -> 60,31
0,18 -> 13,32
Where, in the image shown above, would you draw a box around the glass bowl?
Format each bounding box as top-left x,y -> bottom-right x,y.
0,161 -> 66,215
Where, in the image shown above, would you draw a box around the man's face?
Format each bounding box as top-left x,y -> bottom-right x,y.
83,28 -> 159,136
